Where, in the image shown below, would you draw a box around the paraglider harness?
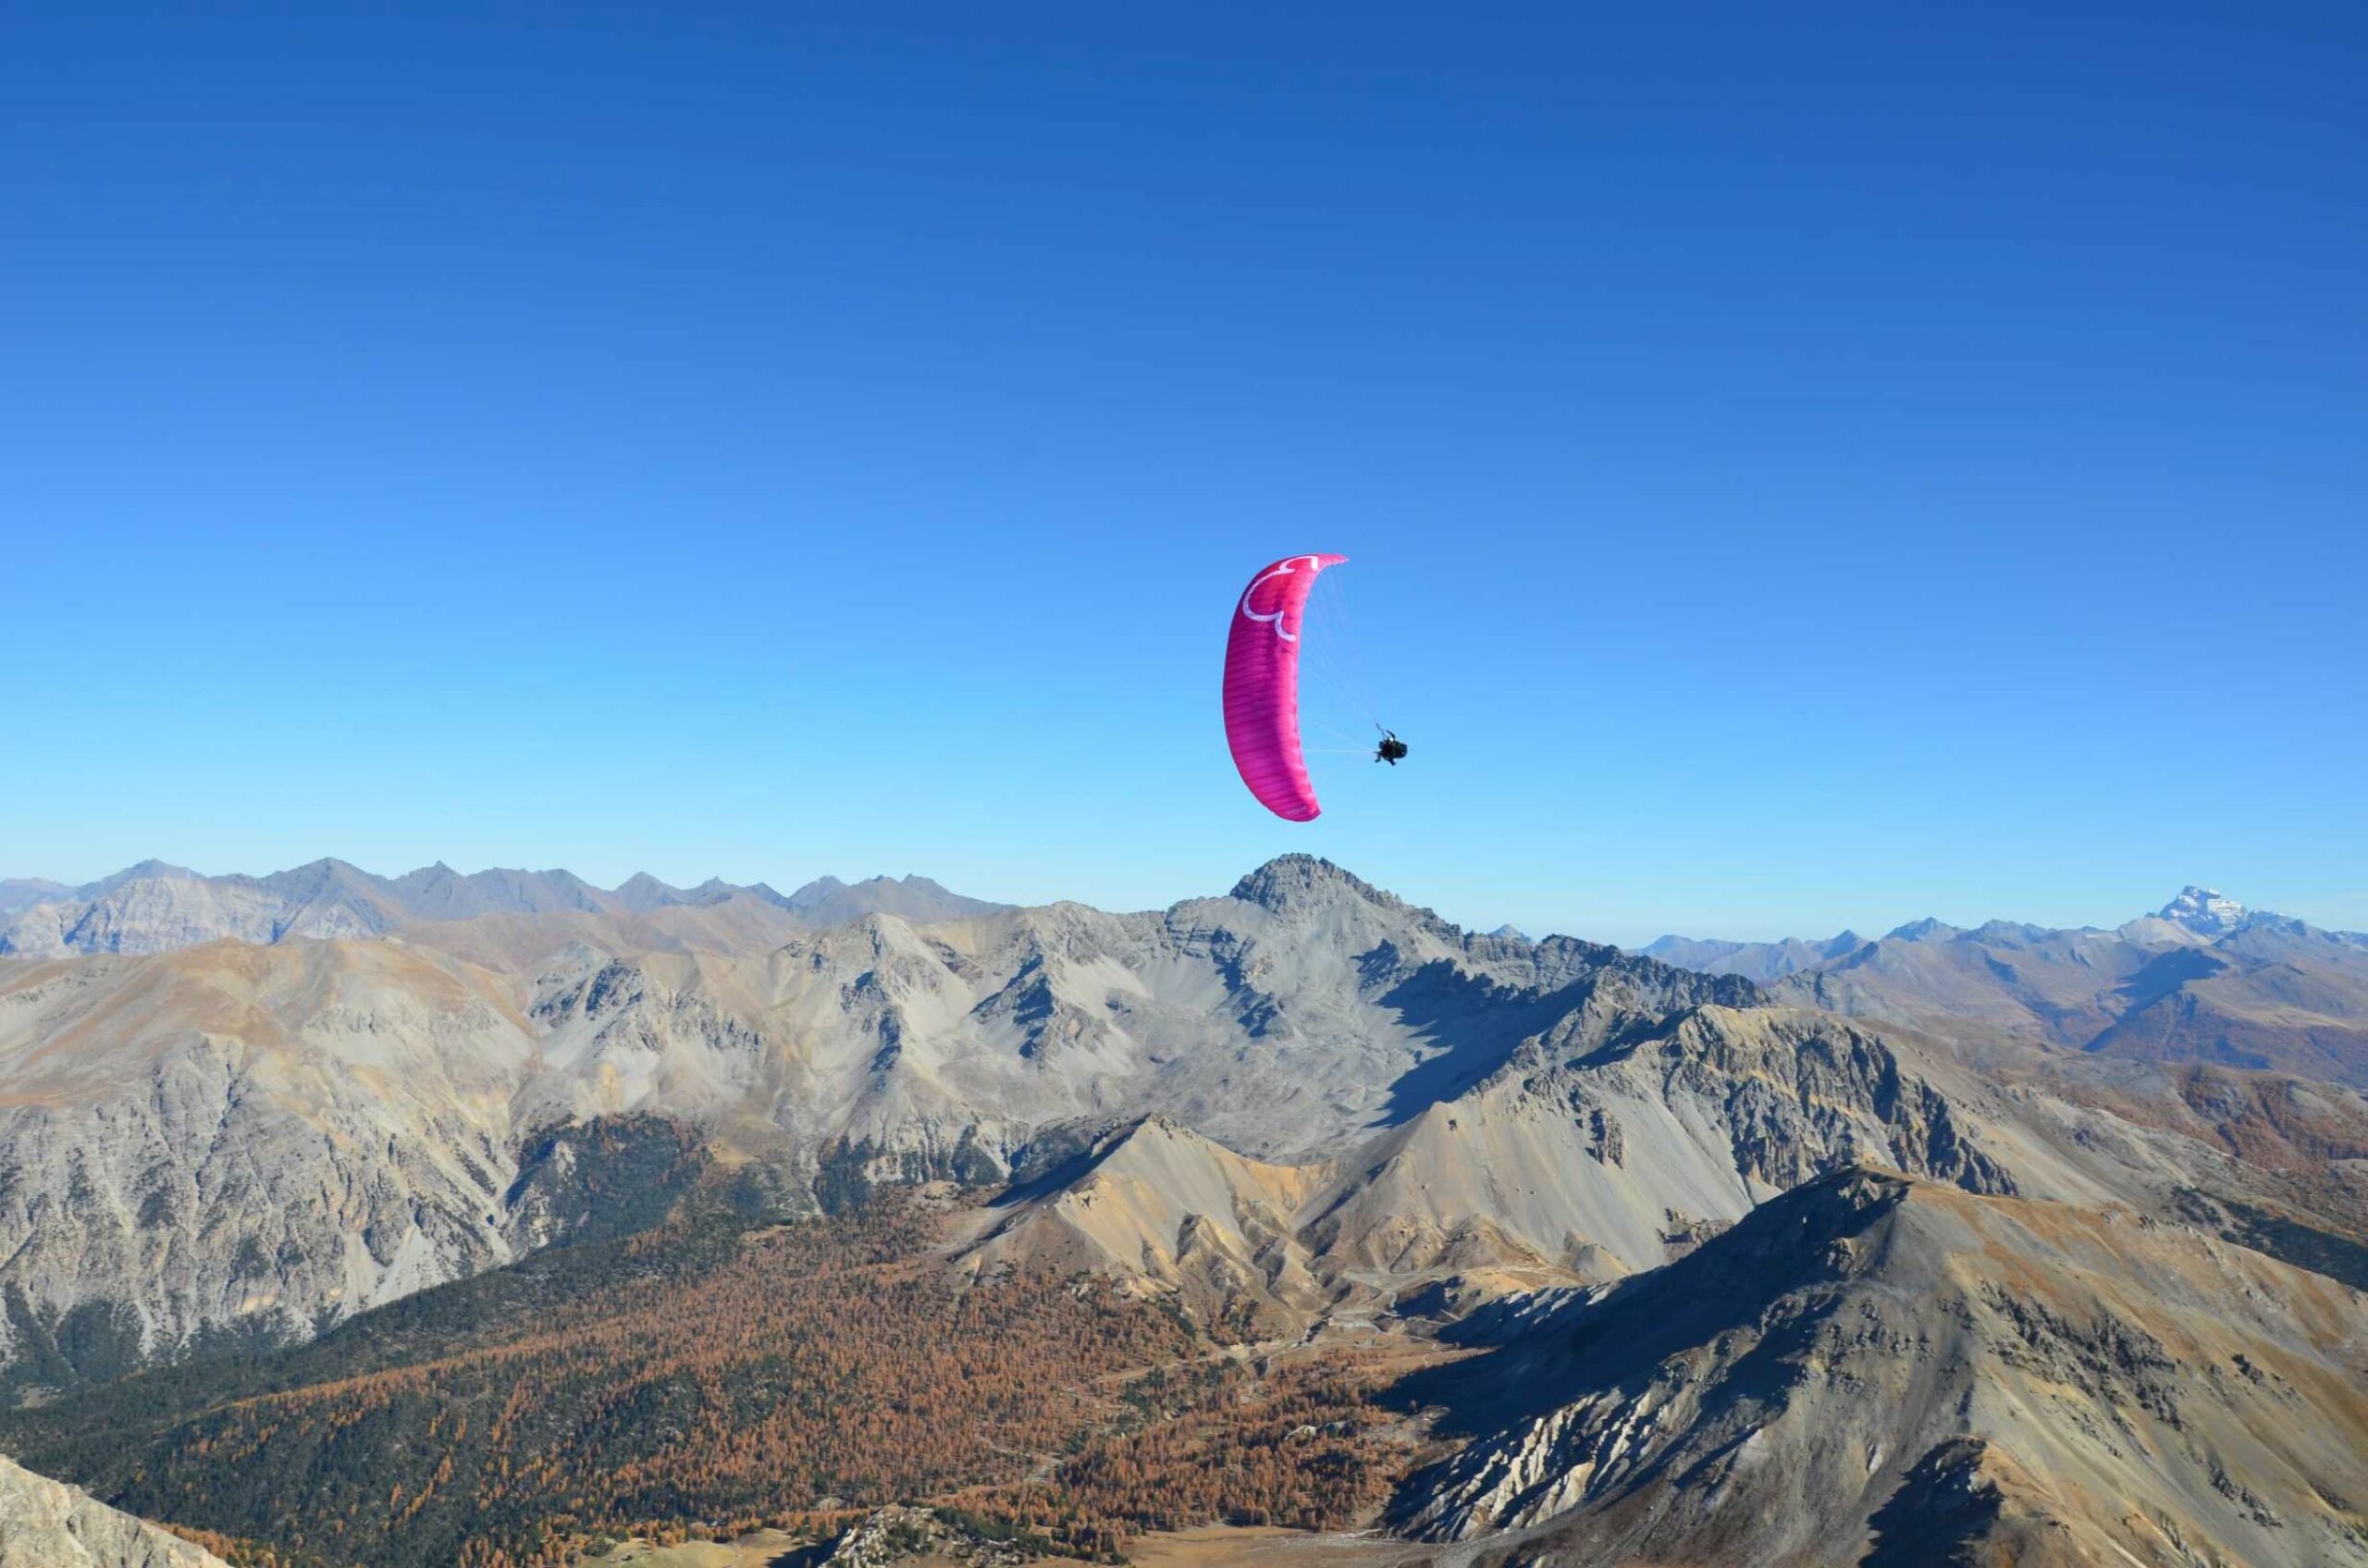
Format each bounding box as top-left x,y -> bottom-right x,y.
1374,730 -> 1409,766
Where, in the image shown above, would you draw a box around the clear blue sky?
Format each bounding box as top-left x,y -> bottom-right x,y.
6,4 -> 2363,944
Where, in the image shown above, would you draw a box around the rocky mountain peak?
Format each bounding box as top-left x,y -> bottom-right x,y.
2159,883 -> 2248,935
690,875 -> 769,905
1391,1160 -> 2368,1563
611,872 -> 687,912
780,873 -> 1010,925
782,875 -> 849,908
262,856 -> 381,896
114,858 -> 198,883
1227,854 -> 1395,914
69,859 -> 202,901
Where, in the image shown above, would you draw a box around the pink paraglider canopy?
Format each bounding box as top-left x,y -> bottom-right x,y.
1223,553 -> 1348,821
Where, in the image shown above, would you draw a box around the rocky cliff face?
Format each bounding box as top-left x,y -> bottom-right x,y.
960,987 -> 2033,1341
1392,1168 -> 2368,1567
1297,999 -> 2014,1295
0,941 -> 527,1392
0,1455 -> 230,1567
959,1116 -> 1329,1336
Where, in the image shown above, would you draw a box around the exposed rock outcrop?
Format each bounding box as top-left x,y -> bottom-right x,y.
1391,1168 -> 2368,1567
0,1455 -> 230,1567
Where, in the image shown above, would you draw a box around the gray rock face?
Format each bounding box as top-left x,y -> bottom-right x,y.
0,1455 -> 230,1567
962,986 -> 2035,1342
0,942 -> 525,1391
1296,1001 -> 2016,1293
1391,1168 -> 2368,1568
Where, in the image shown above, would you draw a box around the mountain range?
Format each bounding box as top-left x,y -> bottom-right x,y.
1,856 -> 2364,1565
3,856 -> 2362,1372
1642,885 -> 2368,1087
0,859 -> 1008,957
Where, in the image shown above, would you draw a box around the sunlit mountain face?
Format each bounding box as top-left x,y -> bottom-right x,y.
2,857 -> 2363,1567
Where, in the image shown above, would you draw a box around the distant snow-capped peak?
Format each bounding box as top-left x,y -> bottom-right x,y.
2158,884 -> 2247,936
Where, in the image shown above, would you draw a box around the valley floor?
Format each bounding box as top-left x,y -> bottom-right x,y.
579,1532 -> 809,1566
1126,1526 -> 1443,1568
579,1526 -> 1443,1568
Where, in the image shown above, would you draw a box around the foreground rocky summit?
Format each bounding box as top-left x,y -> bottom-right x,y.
1394,1167 -> 2368,1567
0,1455 -> 229,1568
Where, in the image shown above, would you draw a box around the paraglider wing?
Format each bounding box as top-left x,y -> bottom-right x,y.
1223,553 -> 1348,821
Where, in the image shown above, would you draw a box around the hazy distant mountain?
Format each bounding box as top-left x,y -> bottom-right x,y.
1391,1167 -> 2368,1566
383,861 -> 619,920
0,859 -> 1007,957
1637,929 -> 1867,983
79,860 -> 202,899
774,871 -> 1012,926
2156,882 -> 2251,936
1642,887 -> 2368,1088
0,880 -> 71,919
